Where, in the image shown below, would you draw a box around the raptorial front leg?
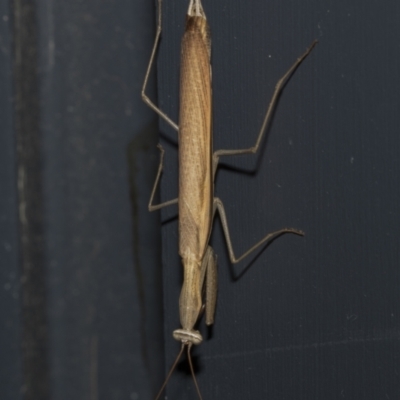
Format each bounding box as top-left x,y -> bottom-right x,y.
205,247 -> 217,326
213,197 -> 304,264
212,40 -> 317,175
198,246 -> 218,326
141,0 -> 179,132
148,144 -> 178,211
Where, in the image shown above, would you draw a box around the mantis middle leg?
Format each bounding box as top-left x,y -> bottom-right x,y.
213,197 -> 303,265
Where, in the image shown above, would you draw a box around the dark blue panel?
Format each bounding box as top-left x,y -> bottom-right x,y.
156,0 -> 400,399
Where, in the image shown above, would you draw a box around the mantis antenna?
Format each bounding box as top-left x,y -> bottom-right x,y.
154,343 -> 203,400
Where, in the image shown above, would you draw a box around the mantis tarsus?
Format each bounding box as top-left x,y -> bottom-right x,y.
142,0 -> 317,398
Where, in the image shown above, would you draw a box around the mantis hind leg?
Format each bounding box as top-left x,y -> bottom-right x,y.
141,0 -> 179,132
148,144 -> 178,211
213,197 -> 304,265
212,40 -> 317,175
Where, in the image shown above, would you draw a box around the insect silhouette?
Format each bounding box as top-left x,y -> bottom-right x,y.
142,0 -> 317,398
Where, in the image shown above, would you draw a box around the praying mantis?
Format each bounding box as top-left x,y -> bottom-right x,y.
141,0 -> 317,398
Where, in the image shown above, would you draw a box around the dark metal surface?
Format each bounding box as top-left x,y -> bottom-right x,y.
5,0 -> 164,399
35,1 -> 163,398
3,0 -> 400,399
13,1 -> 50,398
157,0 -> 400,399
0,2 -> 23,399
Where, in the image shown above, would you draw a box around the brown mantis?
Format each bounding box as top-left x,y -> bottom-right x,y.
142,0 -> 317,398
